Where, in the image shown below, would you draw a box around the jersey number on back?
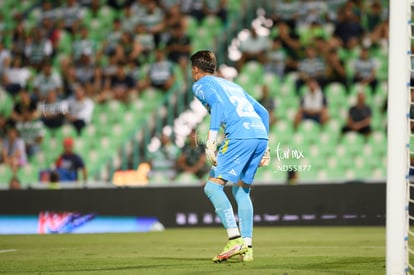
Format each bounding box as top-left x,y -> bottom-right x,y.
229,96 -> 258,118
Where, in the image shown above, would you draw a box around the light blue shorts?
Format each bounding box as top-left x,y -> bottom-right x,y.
209,138 -> 268,184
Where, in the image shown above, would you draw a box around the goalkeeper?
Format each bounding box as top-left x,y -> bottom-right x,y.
190,50 -> 270,263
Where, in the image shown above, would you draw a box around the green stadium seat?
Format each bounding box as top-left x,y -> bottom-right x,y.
17,164 -> 38,186
174,172 -> 200,184
325,82 -> 347,107
341,132 -> 365,155
240,61 -> 264,81
263,73 -> 281,95
0,164 -> 12,185
323,119 -> 342,141
186,15 -> 199,38
367,130 -> 387,156
0,91 -> 13,116
201,15 -> 223,36
297,120 -> 321,144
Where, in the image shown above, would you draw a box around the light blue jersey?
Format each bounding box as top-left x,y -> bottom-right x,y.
192,76 -> 269,140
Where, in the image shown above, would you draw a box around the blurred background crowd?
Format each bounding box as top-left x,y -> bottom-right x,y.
0,0 -> 389,189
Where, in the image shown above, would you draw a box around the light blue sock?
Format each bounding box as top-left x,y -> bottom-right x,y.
232,185 -> 253,239
204,181 -> 238,230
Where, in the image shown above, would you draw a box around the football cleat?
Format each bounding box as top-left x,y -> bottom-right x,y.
212,237 -> 248,263
240,247 -> 253,262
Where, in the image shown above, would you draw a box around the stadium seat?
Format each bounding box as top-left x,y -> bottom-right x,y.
174,172 -> 200,184
323,120 -> 342,140
17,164 -> 38,187
201,15 -> 223,36
297,120 -> 321,144
0,164 -> 12,186
240,61 -> 264,80
341,132 -> 365,155
0,90 -> 13,116
263,73 -> 281,96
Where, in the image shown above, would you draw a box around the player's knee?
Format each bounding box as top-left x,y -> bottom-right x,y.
208,177 -> 226,185
232,185 -> 251,201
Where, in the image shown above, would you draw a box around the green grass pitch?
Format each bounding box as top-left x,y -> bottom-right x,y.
0,226 -> 385,274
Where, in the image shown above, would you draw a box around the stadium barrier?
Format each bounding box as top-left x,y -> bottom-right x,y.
0,183 -> 386,228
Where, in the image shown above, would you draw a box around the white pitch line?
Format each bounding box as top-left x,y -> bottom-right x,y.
0,249 -> 16,254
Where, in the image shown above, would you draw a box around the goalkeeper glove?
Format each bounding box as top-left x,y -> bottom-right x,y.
259,146 -> 271,167
205,139 -> 217,166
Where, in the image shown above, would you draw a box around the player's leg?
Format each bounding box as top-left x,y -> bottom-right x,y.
206,139 -> 252,262
204,177 -> 247,263
204,177 -> 240,239
232,182 -> 254,262
233,138 -> 268,262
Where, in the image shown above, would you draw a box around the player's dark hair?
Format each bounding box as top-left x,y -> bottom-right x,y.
190,50 -> 216,73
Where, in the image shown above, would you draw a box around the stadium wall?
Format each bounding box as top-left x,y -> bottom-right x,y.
0,183 -> 386,227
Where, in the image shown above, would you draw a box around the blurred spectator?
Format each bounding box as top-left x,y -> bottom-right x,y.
140,1 -> 165,47
38,1 -> 60,24
237,26 -> 270,70
102,18 -> 123,56
38,18 -> 60,55
0,113 -> 9,141
287,170 -> 298,185
40,90 -> 66,131
101,52 -> 118,79
0,40 -> 11,78
148,131 -> 180,181
145,48 -> 176,92
108,0 -> 130,10
204,0 -> 228,24
270,0 -> 299,30
0,13 -> 9,38
10,89 -> 39,124
353,47 -> 378,93
342,91 -> 372,136
114,31 -> 141,64
8,176 -> 21,190
24,29 -> 53,70
163,3 -> 187,36
72,26 -> 98,63
55,137 -> 87,182
32,60 -> 63,101
121,5 -> 139,33
10,22 -> 27,57
66,83 -> 94,135
165,23 -> 192,71
296,46 -> 327,93
60,60 -> 78,99
15,109 -> 45,158
325,49 -> 347,89
264,37 -> 286,79
73,52 -> 102,97
259,85 -> 277,127
176,129 -> 209,180
101,61 -> 136,103
1,127 -> 27,177
365,1 -> 383,32
297,1 -> 327,27
181,0 -> 206,22
2,55 -> 32,97
333,5 -> 364,47
133,23 -> 156,63
274,22 -> 301,73
294,79 -> 329,129
61,0 -> 83,34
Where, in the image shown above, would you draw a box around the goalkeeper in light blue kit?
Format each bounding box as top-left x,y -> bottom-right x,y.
190,50 -> 270,263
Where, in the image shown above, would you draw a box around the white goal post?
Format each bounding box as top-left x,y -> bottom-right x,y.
386,0 -> 410,274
